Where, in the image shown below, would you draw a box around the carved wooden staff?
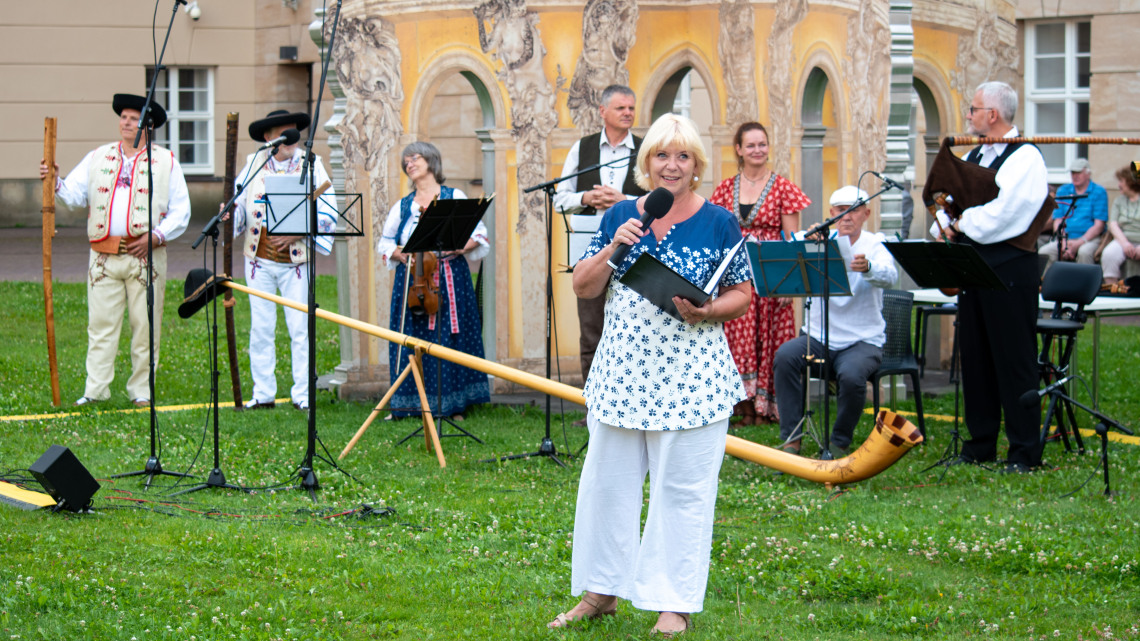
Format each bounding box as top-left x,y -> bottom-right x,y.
41,117 -> 61,407
946,135 -> 1140,147
221,113 -> 244,408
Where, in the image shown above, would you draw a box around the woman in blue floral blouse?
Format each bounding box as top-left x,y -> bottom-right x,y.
547,114 -> 752,636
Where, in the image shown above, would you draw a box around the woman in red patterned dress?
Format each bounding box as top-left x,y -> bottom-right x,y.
709,122 -> 811,425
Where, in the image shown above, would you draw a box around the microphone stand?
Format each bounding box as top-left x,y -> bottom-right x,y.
483,154 -> 632,467
1042,388 -> 1134,497
805,176 -> 898,459
293,0 -> 359,500
112,0 -> 189,488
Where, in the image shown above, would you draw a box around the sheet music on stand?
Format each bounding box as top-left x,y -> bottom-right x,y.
746,239 -> 852,298
403,197 -> 494,254
262,174 -> 364,238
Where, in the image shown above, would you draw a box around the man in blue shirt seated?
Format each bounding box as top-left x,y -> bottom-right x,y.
1039,157 -> 1108,270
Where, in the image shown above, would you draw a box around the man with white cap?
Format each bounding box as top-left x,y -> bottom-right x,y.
1038,157 -> 1107,270
772,186 -> 898,458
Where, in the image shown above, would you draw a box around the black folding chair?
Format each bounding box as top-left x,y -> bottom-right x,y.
1036,261 -> 1102,453
871,290 -> 925,438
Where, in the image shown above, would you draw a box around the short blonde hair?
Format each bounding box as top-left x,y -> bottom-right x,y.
635,113 -> 708,192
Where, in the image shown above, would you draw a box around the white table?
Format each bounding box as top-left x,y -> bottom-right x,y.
911,288 -> 1140,407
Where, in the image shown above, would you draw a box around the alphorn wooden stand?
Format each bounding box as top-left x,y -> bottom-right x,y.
41,117 -> 61,406
340,346 -> 446,467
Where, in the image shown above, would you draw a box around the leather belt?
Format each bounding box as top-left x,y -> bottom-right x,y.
255,228 -> 293,263
90,235 -> 136,255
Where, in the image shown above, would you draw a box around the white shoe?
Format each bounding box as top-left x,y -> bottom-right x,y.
73,396 -> 101,407
292,400 -> 309,410
244,399 -> 276,410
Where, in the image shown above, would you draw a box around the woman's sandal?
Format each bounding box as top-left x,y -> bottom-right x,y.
547,593 -> 617,629
651,612 -> 692,638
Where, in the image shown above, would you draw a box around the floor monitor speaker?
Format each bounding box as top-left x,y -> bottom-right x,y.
29,445 -> 100,512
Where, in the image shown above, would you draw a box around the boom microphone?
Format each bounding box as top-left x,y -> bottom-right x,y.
872,171 -> 906,191
258,128 -> 301,150
1020,375 -> 1074,408
607,187 -> 674,269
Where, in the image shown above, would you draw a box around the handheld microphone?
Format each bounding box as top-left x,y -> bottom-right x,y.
1019,375 -> 1074,408
258,128 -> 301,151
607,187 -> 674,269
872,171 -> 906,191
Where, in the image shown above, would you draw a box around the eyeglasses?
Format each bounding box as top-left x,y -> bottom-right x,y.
968,106 -> 994,116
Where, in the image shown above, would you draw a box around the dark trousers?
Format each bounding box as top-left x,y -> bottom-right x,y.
577,292 -> 606,383
774,335 -> 882,450
958,250 -> 1043,467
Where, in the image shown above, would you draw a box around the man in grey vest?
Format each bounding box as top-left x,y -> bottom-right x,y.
554,85 -> 646,394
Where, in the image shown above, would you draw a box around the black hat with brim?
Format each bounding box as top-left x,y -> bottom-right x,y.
112,93 -> 167,129
248,110 -> 310,142
178,269 -> 232,319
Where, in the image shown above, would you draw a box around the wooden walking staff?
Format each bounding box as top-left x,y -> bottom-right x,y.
41,117 -> 61,407
220,113 -> 244,408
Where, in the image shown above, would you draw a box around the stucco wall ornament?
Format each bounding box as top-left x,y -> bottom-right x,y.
567,0 -> 638,133
765,0 -> 809,175
951,12 -> 1019,114
475,0 -> 558,233
844,0 -> 891,178
718,0 -> 759,127
331,15 -> 404,239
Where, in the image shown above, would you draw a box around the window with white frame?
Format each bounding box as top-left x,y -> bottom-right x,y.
144,67 -> 214,175
1025,20 -> 1090,178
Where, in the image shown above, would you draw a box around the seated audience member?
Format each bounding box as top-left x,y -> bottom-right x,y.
773,186 -> 898,458
1039,158 -> 1107,271
1100,165 -> 1140,284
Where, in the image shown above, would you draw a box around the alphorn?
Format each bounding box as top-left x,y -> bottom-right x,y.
41,117 -> 61,406
220,113 -> 244,409
223,281 -> 924,484
946,136 -> 1140,147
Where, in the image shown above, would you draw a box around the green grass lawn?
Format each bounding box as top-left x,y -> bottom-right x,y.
1,278 -> 1139,640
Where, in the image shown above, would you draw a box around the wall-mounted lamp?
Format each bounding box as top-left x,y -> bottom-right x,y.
183,0 -> 201,21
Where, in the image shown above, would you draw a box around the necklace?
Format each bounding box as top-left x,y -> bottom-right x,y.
740,169 -> 770,187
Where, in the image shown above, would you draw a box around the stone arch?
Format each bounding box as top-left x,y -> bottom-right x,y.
641,48 -> 724,128
796,51 -> 844,229
912,59 -> 954,185
404,51 -> 508,359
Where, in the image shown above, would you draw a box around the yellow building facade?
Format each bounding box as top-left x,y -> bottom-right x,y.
320,0 -> 1016,397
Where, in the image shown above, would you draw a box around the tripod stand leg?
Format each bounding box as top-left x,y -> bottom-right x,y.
339,361 -> 413,460
409,348 -> 446,468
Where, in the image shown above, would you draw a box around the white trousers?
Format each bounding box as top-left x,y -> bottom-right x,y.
246,258 -> 310,404
85,248 -> 166,401
570,415 -> 729,613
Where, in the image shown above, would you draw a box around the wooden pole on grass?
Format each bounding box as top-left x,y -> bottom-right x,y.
41,117 -> 61,407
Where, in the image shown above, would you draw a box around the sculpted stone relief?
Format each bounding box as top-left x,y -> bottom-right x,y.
764,0 -> 809,175
951,12 -> 1019,114
331,15 -> 404,240
567,0 -> 639,133
718,0 -> 759,127
843,0 -> 891,176
474,0 -> 558,233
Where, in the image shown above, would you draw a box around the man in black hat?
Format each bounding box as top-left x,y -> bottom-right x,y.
230,110 -> 337,410
40,93 -> 191,407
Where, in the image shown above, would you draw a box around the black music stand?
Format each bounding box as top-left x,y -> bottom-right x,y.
747,239 -> 850,456
393,197 -> 491,446
885,240 -> 1004,476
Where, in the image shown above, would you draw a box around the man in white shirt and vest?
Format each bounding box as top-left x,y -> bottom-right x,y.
773,186 -> 899,458
41,93 -> 191,407
934,81 -> 1052,474
554,85 -> 647,392
230,110 -> 337,411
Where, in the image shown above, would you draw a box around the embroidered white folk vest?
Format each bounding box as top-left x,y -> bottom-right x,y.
240,149 -> 317,264
86,142 -> 173,241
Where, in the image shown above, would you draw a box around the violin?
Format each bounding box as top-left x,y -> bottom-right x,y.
407,251 -> 440,316
927,193 -> 962,297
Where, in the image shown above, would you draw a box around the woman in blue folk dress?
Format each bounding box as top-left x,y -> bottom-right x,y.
376,142 -> 490,420
547,115 -> 753,636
